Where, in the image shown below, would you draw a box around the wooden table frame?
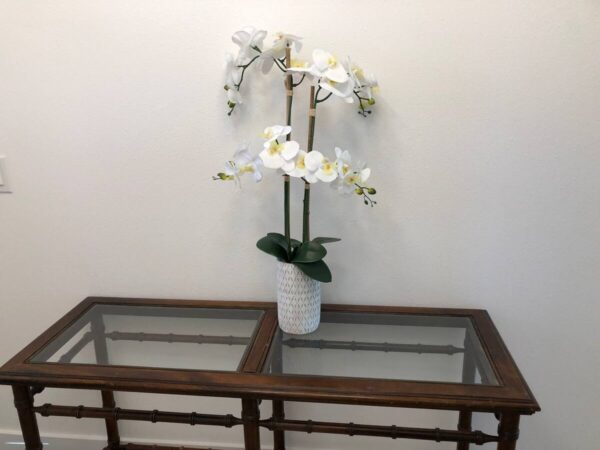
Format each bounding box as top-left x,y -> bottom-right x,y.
0,297 -> 540,450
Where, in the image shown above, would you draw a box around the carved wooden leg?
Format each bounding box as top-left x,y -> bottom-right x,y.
457,330 -> 477,450
497,413 -> 520,450
242,399 -> 261,450
272,400 -> 286,450
91,314 -> 121,449
100,390 -> 120,448
271,331 -> 285,450
12,385 -> 43,450
457,410 -> 472,450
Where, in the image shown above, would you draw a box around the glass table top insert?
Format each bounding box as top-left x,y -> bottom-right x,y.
31,304 -> 264,372
265,311 -> 498,385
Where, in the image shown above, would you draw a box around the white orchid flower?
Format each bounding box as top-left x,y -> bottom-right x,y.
347,58 -> 365,90
336,160 -> 376,205
334,147 -> 352,177
288,49 -> 355,103
289,50 -> 355,102
290,58 -> 310,69
214,145 -> 263,185
226,87 -> 243,106
287,64 -> 320,79
224,53 -> 244,108
285,59 -> 313,85
333,161 -> 371,194
224,53 -> 242,88
274,32 -> 303,53
261,125 -> 291,143
287,49 -> 348,82
260,139 -> 300,170
232,26 -> 267,62
259,33 -> 303,74
319,77 -> 355,103
303,151 -> 338,183
286,150 -> 309,178
311,49 -> 349,82
361,73 -> 379,100
303,151 -> 322,183
229,146 -> 263,182
348,57 -> 379,100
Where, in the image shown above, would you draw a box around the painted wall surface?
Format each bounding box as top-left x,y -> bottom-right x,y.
1,1 -> 599,449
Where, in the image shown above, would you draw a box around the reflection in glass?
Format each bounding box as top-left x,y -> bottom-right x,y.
31,305 -> 263,372
265,312 -> 498,385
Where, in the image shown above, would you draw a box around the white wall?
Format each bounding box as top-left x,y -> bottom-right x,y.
1,1 -> 599,449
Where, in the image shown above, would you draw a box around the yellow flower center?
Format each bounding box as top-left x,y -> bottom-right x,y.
296,154 -> 306,169
341,163 -> 351,175
239,165 -> 254,174
346,174 -> 359,185
261,129 -> 274,139
327,56 -> 338,68
268,142 -> 284,156
291,59 -> 308,68
321,159 -> 334,174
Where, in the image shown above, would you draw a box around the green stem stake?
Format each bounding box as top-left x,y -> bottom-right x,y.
303,85 -> 316,242
284,46 -> 293,255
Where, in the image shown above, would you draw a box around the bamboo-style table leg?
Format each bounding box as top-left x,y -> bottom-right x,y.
91,314 -> 121,449
457,330 -> 477,450
272,400 -> 285,450
242,398 -> 261,450
12,385 -> 43,450
457,411 -> 473,450
271,330 -> 286,450
497,413 -> 520,450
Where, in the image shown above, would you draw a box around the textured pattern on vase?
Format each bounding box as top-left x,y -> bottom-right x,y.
276,261 -> 321,335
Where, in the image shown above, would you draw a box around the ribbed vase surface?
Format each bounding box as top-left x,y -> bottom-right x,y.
276,261 -> 321,335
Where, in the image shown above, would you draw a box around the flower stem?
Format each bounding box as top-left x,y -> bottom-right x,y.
315,86 -> 333,104
292,73 -> 306,87
284,46 -> 293,255
354,90 -> 372,116
235,55 -> 260,89
274,58 -> 287,73
303,85 -> 317,242
284,175 -> 291,253
308,85 -> 317,153
302,182 -> 311,242
354,183 -> 378,206
228,54 -> 260,115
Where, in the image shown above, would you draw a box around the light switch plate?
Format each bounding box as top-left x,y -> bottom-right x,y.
0,156 -> 11,193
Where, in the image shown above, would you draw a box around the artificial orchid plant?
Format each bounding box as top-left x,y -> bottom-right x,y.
214,27 -> 379,283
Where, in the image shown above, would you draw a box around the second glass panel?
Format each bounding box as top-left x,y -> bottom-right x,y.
266,312 -> 497,385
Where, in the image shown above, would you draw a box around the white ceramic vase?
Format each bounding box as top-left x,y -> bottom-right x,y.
276,261 -> 321,335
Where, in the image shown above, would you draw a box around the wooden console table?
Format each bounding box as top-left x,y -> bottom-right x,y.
0,297 -> 539,450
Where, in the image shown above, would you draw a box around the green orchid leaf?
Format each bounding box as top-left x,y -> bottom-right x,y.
292,241 -> 327,263
294,260 -> 332,283
313,237 -> 341,244
256,236 -> 289,261
266,232 -> 302,257
289,241 -> 300,261
266,232 -> 290,252
268,233 -> 301,246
